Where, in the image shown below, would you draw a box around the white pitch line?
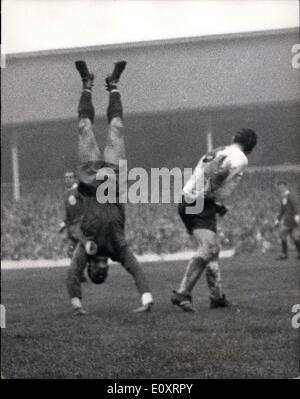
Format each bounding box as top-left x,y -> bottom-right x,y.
1,249 -> 235,270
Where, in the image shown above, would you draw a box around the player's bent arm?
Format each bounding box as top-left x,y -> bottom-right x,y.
203,154 -> 229,190
208,153 -> 244,194
182,167 -> 205,201
210,168 -> 231,192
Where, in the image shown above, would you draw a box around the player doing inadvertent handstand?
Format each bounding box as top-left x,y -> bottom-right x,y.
66,60 -> 153,315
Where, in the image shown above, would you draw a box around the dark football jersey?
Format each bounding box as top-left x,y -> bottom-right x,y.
64,184 -> 84,225
183,144 -> 248,202
278,191 -> 298,227
77,160 -> 126,261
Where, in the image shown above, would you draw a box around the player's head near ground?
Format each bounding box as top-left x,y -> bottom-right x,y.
64,171 -> 76,189
87,256 -> 109,284
232,128 -> 257,155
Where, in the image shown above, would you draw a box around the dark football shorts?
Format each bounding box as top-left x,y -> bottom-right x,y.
178,196 -> 217,234
80,197 -> 127,263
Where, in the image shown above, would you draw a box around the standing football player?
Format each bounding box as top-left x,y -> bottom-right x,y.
59,171 -> 83,258
66,60 -> 153,315
59,171 -> 86,282
171,129 -> 257,312
274,181 -> 300,260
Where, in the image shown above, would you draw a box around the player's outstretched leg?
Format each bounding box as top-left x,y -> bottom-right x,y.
171,256 -> 204,312
103,61 -> 127,166
66,243 -> 89,315
205,260 -> 231,308
171,228 -> 219,312
75,60 -> 102,163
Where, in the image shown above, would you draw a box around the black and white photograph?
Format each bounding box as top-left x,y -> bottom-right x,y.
1,0 -> 299,382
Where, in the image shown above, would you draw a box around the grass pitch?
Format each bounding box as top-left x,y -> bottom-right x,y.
1,254 -> 299,379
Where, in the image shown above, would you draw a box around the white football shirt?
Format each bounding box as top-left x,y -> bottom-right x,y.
183,143 -> 248,203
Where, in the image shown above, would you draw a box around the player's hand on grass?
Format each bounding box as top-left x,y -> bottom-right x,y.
274,219 -> 280,227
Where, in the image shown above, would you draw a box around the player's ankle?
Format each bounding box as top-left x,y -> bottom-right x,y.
106,83 -> 118,92
71,297 -> 82,309
82,80 -> 93,91
141,292 -> 153,306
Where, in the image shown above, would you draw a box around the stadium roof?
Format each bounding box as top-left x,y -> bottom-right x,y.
2,28 -> 299,126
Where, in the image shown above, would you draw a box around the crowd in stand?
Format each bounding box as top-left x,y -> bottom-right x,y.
1,171 -> 299,260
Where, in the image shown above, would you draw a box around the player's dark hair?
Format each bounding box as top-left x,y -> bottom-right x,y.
277,181 -> 287,186
233,128 -> 257,154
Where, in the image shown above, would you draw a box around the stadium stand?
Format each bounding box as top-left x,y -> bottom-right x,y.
1,169 -> 299,260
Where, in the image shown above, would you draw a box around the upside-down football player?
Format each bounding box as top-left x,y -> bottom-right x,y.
171,128 -> 257,312
66,60 -> 153,315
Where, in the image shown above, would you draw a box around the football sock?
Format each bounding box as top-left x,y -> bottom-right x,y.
281,240 -> 288,256
294,240 -> 300,255
122,248 -> 150,294
178,257 -> 207,295
78,90 -> 95,123
107,90 -> 123,123
206,261 -> 223,300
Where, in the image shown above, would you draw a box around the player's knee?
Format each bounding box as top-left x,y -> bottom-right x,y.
206,261 -> 219,275
197,241 -> 219,262
109,117 -> 124,136
78,118 -> 93,135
